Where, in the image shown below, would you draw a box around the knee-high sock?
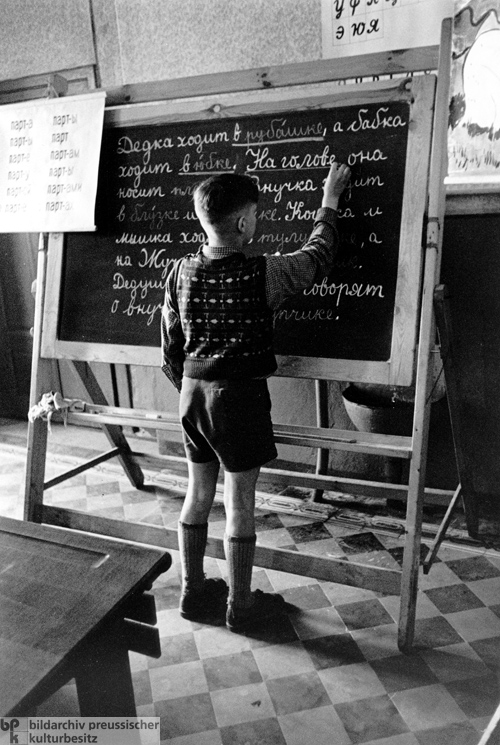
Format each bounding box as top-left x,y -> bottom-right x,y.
178,521 -> 208,591
224,533 -> 256,608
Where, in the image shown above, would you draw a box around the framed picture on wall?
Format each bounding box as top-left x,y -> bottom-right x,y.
446,0 -> 500,192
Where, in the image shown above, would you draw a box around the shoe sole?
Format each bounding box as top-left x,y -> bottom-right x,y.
179,581 -> 229,621
226,604 -> 287,632
179,598 -> 229,622
180,606 -> 226,622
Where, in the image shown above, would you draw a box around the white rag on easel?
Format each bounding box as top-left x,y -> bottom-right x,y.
28,391 -> 84,432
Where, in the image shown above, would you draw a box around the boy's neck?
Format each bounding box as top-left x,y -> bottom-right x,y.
207,234 -> 245,249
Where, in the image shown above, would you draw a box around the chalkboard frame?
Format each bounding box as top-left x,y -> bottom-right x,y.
41,74 -> 436,386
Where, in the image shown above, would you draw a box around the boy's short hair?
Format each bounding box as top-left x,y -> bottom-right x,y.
193,173 -> 259,226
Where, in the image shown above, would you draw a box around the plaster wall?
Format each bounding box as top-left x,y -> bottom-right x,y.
0,0 -> 456,487
0,0 -> 322,88
0,0 -> 95,81
93,0 -> 322,87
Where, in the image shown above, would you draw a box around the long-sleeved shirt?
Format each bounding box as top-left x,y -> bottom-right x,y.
161,206 -> 339,390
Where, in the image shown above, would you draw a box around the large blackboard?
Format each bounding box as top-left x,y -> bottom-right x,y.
43,77 -> 435,385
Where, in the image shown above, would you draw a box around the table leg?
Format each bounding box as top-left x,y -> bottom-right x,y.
74,629 -> 136,716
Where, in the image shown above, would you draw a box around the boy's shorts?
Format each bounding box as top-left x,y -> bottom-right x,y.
179,377 -> 278,472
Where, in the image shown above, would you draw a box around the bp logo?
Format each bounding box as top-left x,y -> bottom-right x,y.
0,719 -> 26,744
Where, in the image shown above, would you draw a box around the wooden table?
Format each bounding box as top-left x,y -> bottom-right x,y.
0,516 -> 171,716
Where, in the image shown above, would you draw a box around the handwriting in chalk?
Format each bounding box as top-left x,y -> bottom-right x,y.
59,99 -> 410,363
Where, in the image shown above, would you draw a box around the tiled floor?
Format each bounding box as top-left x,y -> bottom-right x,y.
1,418 -> 499,744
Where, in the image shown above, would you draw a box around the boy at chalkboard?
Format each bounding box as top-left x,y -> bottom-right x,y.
161,162 -> 350,631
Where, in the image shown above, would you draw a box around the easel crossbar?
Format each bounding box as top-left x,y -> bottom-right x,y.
274,423 -> 412,458
61,406 -> 413,459
39,441 -> 454,508
44,447 -> 121,490
42,505 -> 403,595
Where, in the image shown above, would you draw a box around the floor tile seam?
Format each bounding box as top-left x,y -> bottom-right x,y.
466,575 -> 500,589
421,595 -> 498,623
387,681 -> 475,726
152,649 -> 264,690
203,649 -> 319,686
208,686 -> 338,728
424,581 -> 489,599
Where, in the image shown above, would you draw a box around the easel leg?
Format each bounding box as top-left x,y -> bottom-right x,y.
24,233 -> 50,523
398,17 -> 453,653
398,235 -> 438,652
398,259 -> 437,652
398,402 -> 431,653
24,418 -> 48,522
70,360 -> 144,489
311,379 -> 329,503
434,285 -> 479,538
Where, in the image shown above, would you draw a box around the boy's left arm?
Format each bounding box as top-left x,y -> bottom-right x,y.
161,263 -> 185,392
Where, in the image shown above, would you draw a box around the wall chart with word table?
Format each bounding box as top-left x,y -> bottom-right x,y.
0,92 -> 105,233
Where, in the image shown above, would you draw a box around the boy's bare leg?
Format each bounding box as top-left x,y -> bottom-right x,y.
180,458 -> 220,524
223,466 -> 260,537
178,459 -> 227,618
223,467 -> 286,629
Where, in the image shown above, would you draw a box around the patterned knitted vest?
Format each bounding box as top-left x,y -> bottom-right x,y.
177,250 -> 277,380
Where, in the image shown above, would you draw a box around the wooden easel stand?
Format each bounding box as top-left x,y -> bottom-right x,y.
23,22 -> 457,653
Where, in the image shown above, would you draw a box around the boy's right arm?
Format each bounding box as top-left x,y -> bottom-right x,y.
321,162 -> 351,210
265,162 -> 350,309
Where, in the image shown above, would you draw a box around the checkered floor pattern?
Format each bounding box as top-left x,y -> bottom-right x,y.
1,419 -> 499,744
